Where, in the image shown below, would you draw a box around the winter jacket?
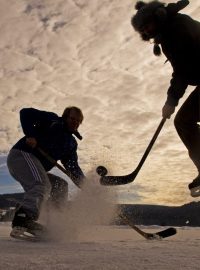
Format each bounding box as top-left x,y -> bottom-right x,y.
12,108 -> 84,186
160,13 -> 200,106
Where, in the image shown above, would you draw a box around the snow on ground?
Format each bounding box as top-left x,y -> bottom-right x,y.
0,222 -> 200,270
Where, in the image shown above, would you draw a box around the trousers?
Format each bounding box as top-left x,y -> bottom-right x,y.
7,149 -> 68,219
174,86 -> 200,171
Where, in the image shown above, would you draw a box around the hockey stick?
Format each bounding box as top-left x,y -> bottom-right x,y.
97,118 -> 166,185
36,147 -> 81,188
119,214 -> 176,240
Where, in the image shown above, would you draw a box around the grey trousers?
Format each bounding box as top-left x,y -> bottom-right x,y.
7,149 -> 68,219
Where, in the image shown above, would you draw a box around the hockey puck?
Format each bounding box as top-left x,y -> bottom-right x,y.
96,166 -> 108,176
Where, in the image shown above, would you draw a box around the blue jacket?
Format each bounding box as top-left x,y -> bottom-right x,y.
12,108 -> 84,186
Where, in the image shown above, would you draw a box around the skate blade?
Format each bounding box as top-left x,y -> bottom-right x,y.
10,227 -> 42,242
190,186 -> 200,197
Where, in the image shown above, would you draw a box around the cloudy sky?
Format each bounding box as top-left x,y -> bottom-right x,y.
0,0 -> 200,206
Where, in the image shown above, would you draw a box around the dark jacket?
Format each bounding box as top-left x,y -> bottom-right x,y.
160,13 -> 200,106
12,108 -> 84,185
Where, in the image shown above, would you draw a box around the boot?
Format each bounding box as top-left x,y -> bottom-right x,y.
188,175 -> 200,197
10,207 -> 47,240
188,175 -> 200,190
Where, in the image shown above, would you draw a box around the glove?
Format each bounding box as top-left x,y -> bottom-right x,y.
162,103 -> 175,119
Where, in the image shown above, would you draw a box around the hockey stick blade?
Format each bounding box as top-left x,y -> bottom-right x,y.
97,118 -> 166,186
99,171 -> 138,186
154,227 -> 177,239
139,227 -> 177,240
120,214 -> 177,240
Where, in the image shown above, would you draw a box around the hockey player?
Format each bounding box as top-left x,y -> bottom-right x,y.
131,0 -> 200,196
7,106 -> 85,240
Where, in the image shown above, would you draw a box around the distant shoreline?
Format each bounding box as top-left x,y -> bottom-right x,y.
1,192 -> 200,226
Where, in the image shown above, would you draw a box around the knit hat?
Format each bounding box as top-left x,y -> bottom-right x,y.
132,1 -> 167,32
131,0 -> 190,56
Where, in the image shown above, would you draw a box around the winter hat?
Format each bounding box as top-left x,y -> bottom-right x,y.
131,0 -> 190,56
131,1 -> 167,34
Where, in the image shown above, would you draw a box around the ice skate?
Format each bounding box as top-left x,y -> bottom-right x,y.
188,175 -> 200,197
10,225 -> 46,242
10,209 -> 48,242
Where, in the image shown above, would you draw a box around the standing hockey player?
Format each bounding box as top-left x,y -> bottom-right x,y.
7,106 -> 85,240
131,0 -> 200,196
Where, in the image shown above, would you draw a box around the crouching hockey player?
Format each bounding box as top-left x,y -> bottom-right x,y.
7,106 -> 85,241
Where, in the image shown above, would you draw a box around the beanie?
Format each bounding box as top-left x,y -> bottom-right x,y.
131,0 -> 190,56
